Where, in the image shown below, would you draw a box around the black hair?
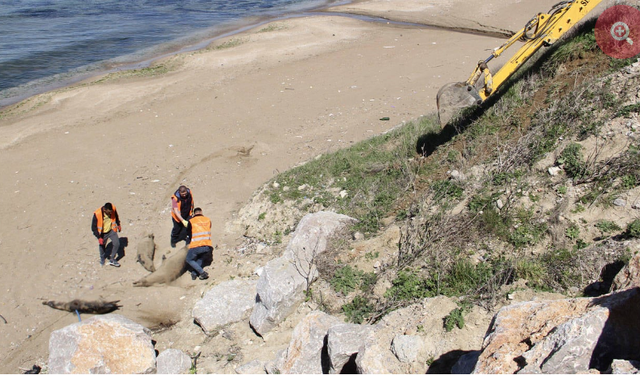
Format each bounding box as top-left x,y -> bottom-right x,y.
104,202 -> 113,210
194,207 -> 202,214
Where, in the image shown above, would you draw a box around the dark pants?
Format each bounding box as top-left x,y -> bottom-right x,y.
99,230 -> 120,261
186,246 -> 212,275
171,219 -> 190,245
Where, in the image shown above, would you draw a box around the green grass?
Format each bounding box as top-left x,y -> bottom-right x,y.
266,116 -> 440,234
214,38 -> 247,50
616,103 -> 640,118
331,265 -> 363,295
625,219 -> 640,238
621,174 -> 638,190
384,270 -> 434,301
444,307 -> 465,331
541,28 -> 598,75
515,259 -> 546,289
444,302 -> 472,332
557,143 -> 587,179
258,23 -> 287,33
595,220 -> 621,235
431,180 -> 464,202
331,265 -> 377,295
342,295 -> 374,324
565,224 -> 580,241
440,260 -> 493,297
541,248 -> 582,289
94,64 -> 171,83
253,21 -> 639,323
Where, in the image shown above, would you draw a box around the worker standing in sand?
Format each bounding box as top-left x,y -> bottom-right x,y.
91,202 -> 122,267
186,207 -> 212,280
170,185 -> 194,248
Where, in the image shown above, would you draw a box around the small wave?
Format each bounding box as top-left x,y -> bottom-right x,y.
0,0 -> 338,108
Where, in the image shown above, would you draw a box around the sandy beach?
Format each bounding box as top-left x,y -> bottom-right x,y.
0,0 -> 595,371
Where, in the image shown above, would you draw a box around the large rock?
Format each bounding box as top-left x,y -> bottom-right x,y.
519,307 -> 609,373
48,314 -> 156,374
250,211 -> 356,336
355,337 -> 403,374
354,305 -> 419,374
265,349 -> 286,374
193,279 -> 257,335
472,298 -> 591,374
250,257 -> 303,337
611,247 -> 640,291
281,211 -> 357,264
276,310 -> 342,374
610,359 -> 640,374
391,334 -> 424,363
156,349 -> 191,374
326,323 -> 376,373
473,288 -> 640,373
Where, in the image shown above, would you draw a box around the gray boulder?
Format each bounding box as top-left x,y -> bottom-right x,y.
473,288 -> 640,373
519,307 -> 609,373
250,257 -> 304,336
276,310 -> 342,374
355,336 -> 403,374
193,278 -> 257,335
472,298 -> 592,374
265,349 -> 286,374
250,211 -> 356,336
156,349 -> 191,374
281,211 -> 357,263
391,334 -> 424,363
612,244 -> 640,292
611,359 -> 640,374
48,314 -> 156,374
326,323 -> 376,373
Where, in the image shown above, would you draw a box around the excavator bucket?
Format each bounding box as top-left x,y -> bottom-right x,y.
436,82 -> 483,126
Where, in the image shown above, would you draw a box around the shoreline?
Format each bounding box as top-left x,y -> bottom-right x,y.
0,0 -> 526,113
0,0 -> 345,111
0,0 -> 576,371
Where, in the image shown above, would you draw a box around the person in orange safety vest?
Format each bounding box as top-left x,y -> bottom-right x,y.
91,202 -> 122,267
170,185 -> 194,248
186,207 -> 213,280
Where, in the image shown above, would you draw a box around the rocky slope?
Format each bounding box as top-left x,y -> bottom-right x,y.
43,26 -> 640,375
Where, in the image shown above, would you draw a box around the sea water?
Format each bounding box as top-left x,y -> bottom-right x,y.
0,0 -> 336,108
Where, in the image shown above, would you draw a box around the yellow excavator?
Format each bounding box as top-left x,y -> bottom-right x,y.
436,0 -> 603,125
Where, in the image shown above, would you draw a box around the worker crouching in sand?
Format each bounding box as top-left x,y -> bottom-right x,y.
186,207 -> 213,280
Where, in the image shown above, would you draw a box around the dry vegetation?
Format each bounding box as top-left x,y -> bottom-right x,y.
234,20 -> 640,326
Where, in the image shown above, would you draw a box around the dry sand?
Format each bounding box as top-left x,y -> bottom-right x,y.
0,0 -> 603,371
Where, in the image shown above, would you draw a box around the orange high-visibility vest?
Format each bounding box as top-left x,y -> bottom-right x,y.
171,189 -> 194,222
94,205 -> 118,235
189,215 -> 212,249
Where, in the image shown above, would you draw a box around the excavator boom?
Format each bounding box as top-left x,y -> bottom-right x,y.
437,0 -> 603,126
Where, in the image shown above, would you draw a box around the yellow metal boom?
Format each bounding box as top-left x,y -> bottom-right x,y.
437,0 -> 603,125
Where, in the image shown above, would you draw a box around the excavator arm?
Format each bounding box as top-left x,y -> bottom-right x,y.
437,0 -> 603,125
